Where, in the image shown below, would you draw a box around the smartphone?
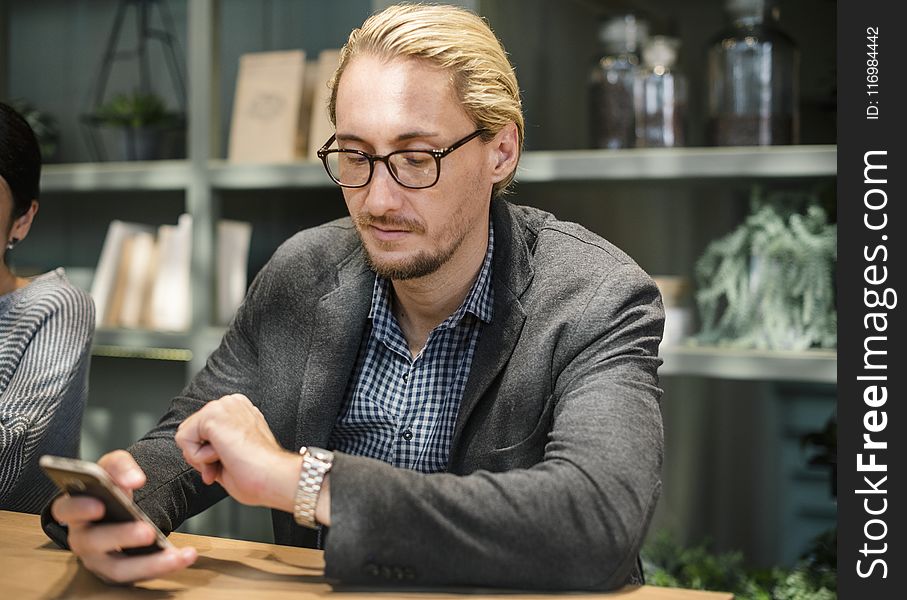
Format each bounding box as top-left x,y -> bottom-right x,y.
39,455 -> 173,555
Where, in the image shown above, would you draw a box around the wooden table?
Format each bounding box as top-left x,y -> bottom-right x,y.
0,510 -> 732,599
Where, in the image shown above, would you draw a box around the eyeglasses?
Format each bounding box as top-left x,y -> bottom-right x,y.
317,129 -> 486,189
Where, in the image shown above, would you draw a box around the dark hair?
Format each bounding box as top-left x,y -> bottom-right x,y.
0,101 -> 42,220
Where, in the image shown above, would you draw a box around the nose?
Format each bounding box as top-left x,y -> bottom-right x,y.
362,160 -> 404,216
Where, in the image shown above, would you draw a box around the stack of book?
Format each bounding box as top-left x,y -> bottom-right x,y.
90,216 -> 251,331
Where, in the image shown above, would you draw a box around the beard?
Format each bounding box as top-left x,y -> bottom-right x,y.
354,212 -> 470,280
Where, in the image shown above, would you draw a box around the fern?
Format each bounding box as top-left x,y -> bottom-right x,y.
693,188 -> 836,350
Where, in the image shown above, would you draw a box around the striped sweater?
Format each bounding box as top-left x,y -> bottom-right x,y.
0,268 -> 94,512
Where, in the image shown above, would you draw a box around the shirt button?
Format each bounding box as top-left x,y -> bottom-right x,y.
402,373 -> 408,382
401,430 -> 414,441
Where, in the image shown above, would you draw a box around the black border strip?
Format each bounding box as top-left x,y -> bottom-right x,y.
838,1 -> 904,597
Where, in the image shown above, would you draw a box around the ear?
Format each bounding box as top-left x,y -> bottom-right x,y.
487,122 -> 520,185
10,200 -> 39,243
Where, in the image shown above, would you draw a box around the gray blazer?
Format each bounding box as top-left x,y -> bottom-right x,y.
44,199 -> 664,590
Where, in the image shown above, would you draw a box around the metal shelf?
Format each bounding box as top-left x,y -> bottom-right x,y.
49,144 -> 837,384
659,345 -> 837,384
90,327 -> 838,385
89,326 -> 228,365
208,159 -> 332,189
91,328 -> 193,361
42,160 -> 192,192
40,146 -> 836,193
517,145 -> 837,182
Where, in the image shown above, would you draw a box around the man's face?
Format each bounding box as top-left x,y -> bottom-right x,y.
333,55 -> 495,280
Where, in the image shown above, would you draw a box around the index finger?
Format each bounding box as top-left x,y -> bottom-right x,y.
51,493 -> 105,525
175,413 -> 208,459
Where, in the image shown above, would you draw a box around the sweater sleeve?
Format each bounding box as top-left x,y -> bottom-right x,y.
0,284 -> 95,502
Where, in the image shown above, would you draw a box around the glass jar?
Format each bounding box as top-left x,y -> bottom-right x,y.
706,0 -> 799,146
634,36 -> 687,147
588,14 -> 649,149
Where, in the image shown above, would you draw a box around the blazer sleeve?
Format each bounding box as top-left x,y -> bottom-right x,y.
122,258 -> 280,534
42,260 -> 274,546
324,263 -> 665,591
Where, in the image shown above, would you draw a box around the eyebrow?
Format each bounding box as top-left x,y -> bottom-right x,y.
335,130 -> 441,144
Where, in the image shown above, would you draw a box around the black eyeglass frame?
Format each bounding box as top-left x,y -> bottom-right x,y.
316,129 -> 487,189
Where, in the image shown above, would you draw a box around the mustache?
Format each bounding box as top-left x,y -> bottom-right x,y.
354,213 -> 425,234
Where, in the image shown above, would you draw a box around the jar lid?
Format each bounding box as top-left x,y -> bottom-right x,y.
725,0 -> 777,18
598,14 -> 650,54
642,36 -> 680,68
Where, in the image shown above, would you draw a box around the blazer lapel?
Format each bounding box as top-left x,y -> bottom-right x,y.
450,200 -> 534,458
293,248 -> 374,450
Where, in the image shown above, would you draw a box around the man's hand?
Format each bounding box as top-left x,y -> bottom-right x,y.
49,450 -> 197,584
175,394 -> 302,512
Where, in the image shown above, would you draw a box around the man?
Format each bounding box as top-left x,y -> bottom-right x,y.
47,4 -> 664,591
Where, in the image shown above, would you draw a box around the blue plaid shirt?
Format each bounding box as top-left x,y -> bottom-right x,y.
328,224 -> 494,473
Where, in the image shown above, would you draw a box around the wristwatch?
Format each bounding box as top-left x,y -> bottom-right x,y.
293,446 -> 334,528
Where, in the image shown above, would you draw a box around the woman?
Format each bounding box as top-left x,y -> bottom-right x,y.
1,101 -> 94,512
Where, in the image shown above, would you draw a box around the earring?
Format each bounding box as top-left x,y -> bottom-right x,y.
5,238 -> 19,251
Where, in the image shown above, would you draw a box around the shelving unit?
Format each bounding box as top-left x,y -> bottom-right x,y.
517,145 -> 837,181
659,346 -> 836,384
41,160 -> 192,192
208,159 -> 329,189
43,144 -> 838,191
43,142 -> 838,385
92,329 -> 193,362
88,327 -> 840,384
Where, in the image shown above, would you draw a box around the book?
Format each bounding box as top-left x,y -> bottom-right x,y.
306,49 -> 341,161
117,230 -> 157,329
148,214 -> 193,331
90,220 -> 155,328
228,50 -> 307,163
296,59 -> 320,159
216,220 -> 253,325
102,233 -> 135,329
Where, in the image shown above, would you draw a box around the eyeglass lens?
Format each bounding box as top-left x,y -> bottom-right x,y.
326,151 -> 438,188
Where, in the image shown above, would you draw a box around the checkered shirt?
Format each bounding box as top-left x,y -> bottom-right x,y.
328,224 -> 494,473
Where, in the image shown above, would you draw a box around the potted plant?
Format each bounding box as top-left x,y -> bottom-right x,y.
9,100 -> 60,161
642,531 -> 837,599
93,91 -> 184,160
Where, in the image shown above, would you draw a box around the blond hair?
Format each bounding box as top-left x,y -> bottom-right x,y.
328,3 -> 523,197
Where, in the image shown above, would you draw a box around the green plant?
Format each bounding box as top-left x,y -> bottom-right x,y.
7,99 -> 60,159
642,530 -> 836,600
642,532 -> 771,598
94,91 -> 180,128
693,187 -> 837,350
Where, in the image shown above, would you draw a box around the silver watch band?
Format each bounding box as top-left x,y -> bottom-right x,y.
293,446 -> 334,528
